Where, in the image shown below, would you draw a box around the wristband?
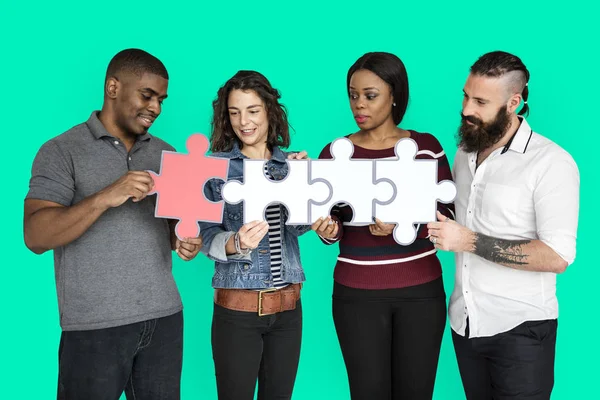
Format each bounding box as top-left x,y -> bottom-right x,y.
234,232 -> 251,255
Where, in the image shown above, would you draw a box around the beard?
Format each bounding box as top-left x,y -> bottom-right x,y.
457,105 -> 511,153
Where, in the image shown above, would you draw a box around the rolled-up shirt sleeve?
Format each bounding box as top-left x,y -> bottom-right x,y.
534,151 -> 580,265
26,140 -> 75,206
204,230 -> 252,263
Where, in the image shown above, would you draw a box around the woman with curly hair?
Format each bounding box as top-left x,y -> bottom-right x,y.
199,70 -> 310,400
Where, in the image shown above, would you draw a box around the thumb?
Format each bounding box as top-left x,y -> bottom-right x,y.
296,150 -> 308,159
436,211 -> 445,221
374,218 -> 387,229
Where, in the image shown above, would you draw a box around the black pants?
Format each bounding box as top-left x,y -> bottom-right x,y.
58,311 -> 183,400
332,278 -> 446,400
211,300 -> 302,400
452,319 -> 557,400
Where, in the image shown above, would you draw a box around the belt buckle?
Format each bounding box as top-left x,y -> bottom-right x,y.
258,288 -> 278,316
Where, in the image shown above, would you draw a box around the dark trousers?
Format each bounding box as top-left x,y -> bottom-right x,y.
58,311 -> 183,400
211,300 -> 302,400
332,278 -> 447,400
452,319 -> 557,400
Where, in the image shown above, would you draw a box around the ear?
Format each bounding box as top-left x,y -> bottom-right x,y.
506,92 -> 522,114
105,77 -> 120,100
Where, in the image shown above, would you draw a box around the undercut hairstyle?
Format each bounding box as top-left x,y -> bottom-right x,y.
211,70 -> 290,152
470,51 -> 530,116
347,52 -> 409,125
105,48 -> 169,81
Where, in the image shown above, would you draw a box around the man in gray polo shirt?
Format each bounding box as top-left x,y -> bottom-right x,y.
24,49 -> 202,400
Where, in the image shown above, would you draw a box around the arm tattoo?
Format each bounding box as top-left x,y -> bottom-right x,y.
472,233 -> 531,266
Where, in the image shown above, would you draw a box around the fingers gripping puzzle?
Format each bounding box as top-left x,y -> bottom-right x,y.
375,139 -> 456,245
149,134 -> 456,245
221,160 -> 330,224
309,138 -> 394,224
148,134 -> 229,240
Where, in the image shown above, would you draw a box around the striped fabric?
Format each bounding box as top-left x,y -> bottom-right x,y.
318,131 -> 456,290
263,165 -> 288,289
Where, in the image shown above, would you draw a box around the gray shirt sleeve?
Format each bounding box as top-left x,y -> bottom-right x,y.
26,140 -> 75,206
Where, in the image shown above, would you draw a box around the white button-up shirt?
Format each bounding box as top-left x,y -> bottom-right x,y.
449,117 -> 579,338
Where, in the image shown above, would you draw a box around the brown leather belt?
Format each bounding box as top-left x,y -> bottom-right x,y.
214,283 -> 302,316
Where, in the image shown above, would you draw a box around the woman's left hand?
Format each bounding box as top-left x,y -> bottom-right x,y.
369,218 -> 395,236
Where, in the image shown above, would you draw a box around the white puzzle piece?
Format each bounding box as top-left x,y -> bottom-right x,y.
310,138 -> 394,224
222,159 -> 330,224
374,138 -> 456,245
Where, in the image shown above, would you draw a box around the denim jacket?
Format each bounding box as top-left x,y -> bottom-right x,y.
199,143 -> 311,289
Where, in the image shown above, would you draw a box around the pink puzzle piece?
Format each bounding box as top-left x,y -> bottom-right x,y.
148,134 -> 229,240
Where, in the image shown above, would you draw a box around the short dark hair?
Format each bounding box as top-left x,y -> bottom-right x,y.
347,52 -> 409,125
105,48 -> 169,81
210,70 -> 290,152
470,51 -> 530,116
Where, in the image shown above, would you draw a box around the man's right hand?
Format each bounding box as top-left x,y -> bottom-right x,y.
24,171 -> 156,254
98,171 -> 155,209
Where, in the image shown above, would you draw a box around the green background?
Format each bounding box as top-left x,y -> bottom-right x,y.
1,0 -> 596,398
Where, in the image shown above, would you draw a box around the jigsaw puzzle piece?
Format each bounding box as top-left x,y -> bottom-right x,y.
374,138 -> 456,245
148,134 -> 229,240
222,159 -> 329,224
310,138 -> 394,224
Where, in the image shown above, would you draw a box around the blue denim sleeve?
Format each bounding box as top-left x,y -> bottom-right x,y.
284,224 -> 312,237
202,230 -> 252,263
199,178 -> 251,263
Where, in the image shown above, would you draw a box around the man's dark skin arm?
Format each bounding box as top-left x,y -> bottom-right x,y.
24,171 -> 154,254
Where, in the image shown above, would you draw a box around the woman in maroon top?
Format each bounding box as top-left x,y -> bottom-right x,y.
312,52 -> 455,400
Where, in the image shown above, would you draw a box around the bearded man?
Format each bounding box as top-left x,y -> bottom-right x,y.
427,51 -> 580,400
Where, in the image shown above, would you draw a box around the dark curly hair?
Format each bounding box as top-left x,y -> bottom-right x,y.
210,70 -> 290,152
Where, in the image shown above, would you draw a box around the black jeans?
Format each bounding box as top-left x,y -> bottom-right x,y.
58,311 -> 183,400
211,300 -> 302,400
332,278 -> 447,400
452,319 -> 557,400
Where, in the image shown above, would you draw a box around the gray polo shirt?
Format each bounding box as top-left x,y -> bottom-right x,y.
26,111 -> 182,331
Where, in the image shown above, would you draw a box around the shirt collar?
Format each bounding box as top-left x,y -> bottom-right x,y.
501,116 -> 533,154
86,111 -> 152,142
219,141 -> 287,162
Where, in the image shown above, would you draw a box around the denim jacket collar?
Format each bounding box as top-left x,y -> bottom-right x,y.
215,142 -> 287,163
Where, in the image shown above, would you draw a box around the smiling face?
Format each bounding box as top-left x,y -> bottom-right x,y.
227,89 -> 269,150
111,72 -> 168,137
348,69 -> 395,131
